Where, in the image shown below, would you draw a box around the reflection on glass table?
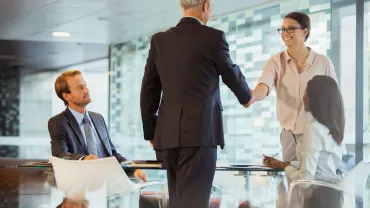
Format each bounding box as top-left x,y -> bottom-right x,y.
46,169 -> 165,208
212,170 -> 285,208
50,156 -> 166,208
0,158 -> 289,208
56,198 -> 89,208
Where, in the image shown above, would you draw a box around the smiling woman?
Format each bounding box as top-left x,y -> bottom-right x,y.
252,12 -> 338,165
279,12 -> 311,44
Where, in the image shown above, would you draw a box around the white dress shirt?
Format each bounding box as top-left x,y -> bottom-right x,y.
183,16 -> 204,25
284,120 -> 343,183
257,48 -> 338,134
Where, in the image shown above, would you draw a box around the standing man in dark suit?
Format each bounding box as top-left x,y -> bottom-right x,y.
48,70 -> 147,182
140,0 -> 254,207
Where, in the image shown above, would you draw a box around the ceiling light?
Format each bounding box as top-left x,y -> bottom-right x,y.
52,32 -> 71,37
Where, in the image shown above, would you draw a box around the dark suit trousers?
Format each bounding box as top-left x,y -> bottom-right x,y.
164,147 -> 217,208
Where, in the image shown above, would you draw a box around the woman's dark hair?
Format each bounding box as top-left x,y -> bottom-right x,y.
285,12 -> 311,42
306,75 -> 345,145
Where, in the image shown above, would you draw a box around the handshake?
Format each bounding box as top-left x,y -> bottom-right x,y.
243,89 -> 255,108
243,84 -> 268,108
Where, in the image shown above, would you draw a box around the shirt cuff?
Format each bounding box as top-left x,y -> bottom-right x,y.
256,81 -> 272,96
290,161 -> 300,169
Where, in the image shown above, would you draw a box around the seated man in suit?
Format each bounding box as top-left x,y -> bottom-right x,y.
48,69 -> 147,182
49,70 -> 159,208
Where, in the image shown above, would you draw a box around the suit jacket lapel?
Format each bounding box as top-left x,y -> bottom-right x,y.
64,108 -> 88,153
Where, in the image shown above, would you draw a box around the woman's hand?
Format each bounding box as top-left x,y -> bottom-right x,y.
262,154 -> 290,170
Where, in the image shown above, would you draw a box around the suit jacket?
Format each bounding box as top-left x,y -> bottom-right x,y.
140,17 -> 252,150
48,108 -> 126,162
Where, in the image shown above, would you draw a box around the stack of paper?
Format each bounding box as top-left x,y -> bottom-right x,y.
121,160 -> 162,168
22,161 -> 52,167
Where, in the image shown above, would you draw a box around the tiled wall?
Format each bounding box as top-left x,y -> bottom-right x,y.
19,71 -> 54,137
0,146 -> 19,158
109,1 -> 333,163
0,67 -> 20,137
109,37 -> 153,160
0,67 -> 20,157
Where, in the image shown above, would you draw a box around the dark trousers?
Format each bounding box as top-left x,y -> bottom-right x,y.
304,186 -> 343,208
140,195 -> 158,208
164,147 -> 217,208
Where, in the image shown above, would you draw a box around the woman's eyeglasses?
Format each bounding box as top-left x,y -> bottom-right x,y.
277,26 -> 304,34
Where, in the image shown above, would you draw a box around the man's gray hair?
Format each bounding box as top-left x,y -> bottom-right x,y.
180,0 -> 206,10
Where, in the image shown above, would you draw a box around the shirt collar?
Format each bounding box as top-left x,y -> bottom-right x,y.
68,106 -> 89,126
305,47 -> 315,66
183,16 -> 204,25
284,47 -> 315,66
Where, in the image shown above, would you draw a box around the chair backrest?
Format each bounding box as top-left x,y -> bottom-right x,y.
337,161 -> 370,200
287,162 -> 370,208
338,153 -> 355,175
288,180 -> 352,208
50,156 -> 137,201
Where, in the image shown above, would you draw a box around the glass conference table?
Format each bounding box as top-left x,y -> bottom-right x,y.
0,158 -> 285,208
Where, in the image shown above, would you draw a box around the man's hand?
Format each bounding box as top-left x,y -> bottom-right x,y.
243,90 -> 254,108
83,154 -> 98,160
262,154 -> 289,170
149,140 -> 154,148
134,169 -> 148,182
